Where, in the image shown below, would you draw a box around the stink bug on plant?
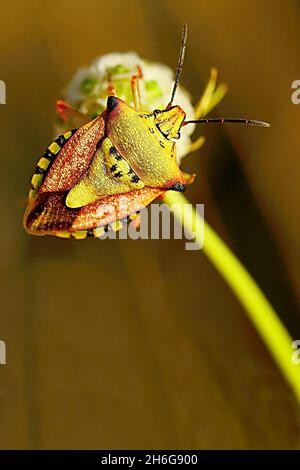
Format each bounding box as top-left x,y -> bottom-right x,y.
23,25 -> 269,239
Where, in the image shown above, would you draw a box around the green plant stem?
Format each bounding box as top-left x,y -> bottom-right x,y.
163,191 -> 300,402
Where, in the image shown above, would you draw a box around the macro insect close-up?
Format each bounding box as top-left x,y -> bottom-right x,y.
1,0 -> 300,456
23,25 -> 268,240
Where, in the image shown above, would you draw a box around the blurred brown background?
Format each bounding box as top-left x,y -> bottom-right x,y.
0,0 -> 300,449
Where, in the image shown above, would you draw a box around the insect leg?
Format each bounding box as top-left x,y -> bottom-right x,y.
131,65 -> 143,111
56,100 -> 90,128
128,212 -> 141,229
107,73 -> 118,97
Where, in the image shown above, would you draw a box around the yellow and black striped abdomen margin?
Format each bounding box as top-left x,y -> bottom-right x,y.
54,213 -> 139,240
28,129 -> 77,201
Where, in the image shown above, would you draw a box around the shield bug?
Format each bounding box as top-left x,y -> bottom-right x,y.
23,25 -> 269,239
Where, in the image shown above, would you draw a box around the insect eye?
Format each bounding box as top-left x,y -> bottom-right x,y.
153,109 -> 162,118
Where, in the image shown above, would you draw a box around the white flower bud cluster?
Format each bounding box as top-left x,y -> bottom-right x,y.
64,52 -> 196,163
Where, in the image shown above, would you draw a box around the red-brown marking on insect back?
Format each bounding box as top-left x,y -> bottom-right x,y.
40,116 -> 105,193
24,187 -> 164,235
72,187 -> 164,231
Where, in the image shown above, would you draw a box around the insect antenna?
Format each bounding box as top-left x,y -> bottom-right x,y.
183,118 -> 270,127
167,23 -> 188,108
